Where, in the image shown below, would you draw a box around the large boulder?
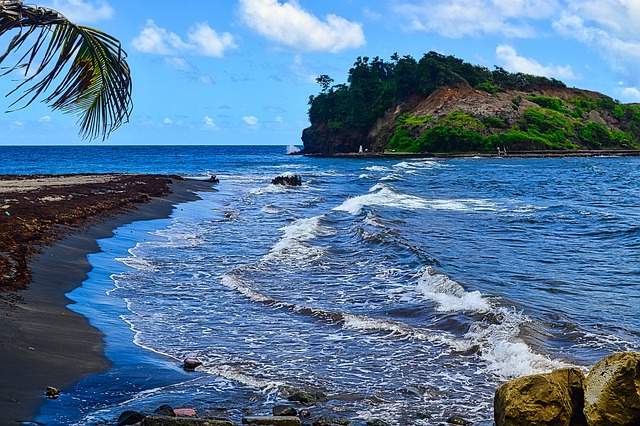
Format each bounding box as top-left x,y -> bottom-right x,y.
494,367 -> 586,426
584,351 -> 640,425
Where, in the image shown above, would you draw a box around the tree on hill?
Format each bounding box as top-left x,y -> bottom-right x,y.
0,0 -> 132,140
307,51 -> 566,133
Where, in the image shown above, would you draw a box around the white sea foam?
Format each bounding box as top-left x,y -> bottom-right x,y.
334,183 -> 498,215
416,268 -> 491,313
415,267 -> 568,379
264,215 -> 335,262
221,274 -> 273,303
261,205 -> 283,214
286,145 -> 301,154
364,165 -> 391,172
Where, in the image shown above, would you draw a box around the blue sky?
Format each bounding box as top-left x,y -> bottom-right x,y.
2,0 -> 640,145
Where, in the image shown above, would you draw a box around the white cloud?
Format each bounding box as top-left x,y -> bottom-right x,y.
239,0 -> 365,53
392,0 -> 559,38
496,44 -> 577,80
188,23 -> 238,57
203,116 -> 219,130
164,56 -> 190,70
242,115 -> 259,126
38,115 -> 52,123
553,10 -> 640,82
44,0 -> 113,23
620,87 -> 640,101
162,117 -> 174,125
133,20 -> 236,58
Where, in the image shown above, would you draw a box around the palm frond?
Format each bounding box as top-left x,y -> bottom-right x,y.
0,1 -> 132,140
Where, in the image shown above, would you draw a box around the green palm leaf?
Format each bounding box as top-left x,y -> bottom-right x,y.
0,0 -> 132,140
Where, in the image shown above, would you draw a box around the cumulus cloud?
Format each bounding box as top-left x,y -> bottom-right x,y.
44,0 -> 113,23
392,0 -> 559,38
203,116 -> 219,130
133,20 -> 237,58
38,115 -> 52,123
239,0 -> 365,52
553,9 -> 640,82
621,87 -> 640,101
496,44 -> 577,80
242,115 -> 259,126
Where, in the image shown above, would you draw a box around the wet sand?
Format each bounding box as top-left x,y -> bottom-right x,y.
0,176 -> 214,424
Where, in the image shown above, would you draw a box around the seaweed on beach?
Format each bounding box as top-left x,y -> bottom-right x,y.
0,174 -> 174,291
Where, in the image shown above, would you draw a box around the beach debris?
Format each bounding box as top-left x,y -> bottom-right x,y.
174,408 -> 197,417
45,386 -> 61,399
271,174 -> 302,186
241,416 -> 301,425
272,405 -> 297,416
183,357 -> 203,371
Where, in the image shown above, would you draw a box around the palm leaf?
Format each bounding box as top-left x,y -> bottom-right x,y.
0,1 -> 132,140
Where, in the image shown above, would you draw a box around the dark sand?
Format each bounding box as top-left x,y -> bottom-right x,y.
0,178 -> 215,424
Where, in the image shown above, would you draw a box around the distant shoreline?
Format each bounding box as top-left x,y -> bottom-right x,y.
300,149 -> 640,159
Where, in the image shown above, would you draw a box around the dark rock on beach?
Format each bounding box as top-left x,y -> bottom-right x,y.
118,410 -> 146,425
44,386 -> 60,399
143,417 -> 236,425
273,405 -> 298,416
154,404 -> 177,417
271,175 -> 302,186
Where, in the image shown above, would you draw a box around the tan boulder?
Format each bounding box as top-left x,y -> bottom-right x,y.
584,351 -> 640,426
494,367 -> 586,426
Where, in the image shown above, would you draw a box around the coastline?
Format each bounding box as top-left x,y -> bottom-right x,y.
0,177 -> 215,425
300,149 -> 640,159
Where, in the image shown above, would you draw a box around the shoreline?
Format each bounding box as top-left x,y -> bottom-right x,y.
0,177 -> 215,424
300,149 -> 640,159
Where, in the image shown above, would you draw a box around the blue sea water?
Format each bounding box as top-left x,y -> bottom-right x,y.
2,145 -> 639,425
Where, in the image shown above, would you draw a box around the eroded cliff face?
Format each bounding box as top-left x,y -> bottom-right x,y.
301,84 -> 631,154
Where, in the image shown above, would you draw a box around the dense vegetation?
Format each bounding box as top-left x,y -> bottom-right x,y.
308,52 -> 565,132
388,96 -> 640,153
306,52 -> 640,153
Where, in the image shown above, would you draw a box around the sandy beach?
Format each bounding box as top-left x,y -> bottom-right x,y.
0,175 -> 214,424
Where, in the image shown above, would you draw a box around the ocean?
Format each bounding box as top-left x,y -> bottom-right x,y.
2,145 -> 639,425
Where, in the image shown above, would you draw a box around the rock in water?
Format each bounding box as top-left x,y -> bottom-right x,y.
183,358 -> 202,371
273,405 -> 298,416
271,175 -> 302,186
241,417 -> 301,425
45,386 -> 61,399
584,351 -> 640,425
494,367 -> 586,426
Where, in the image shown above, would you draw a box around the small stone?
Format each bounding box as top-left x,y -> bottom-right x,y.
447,417 -> 472,426
287,390 -> 327,406
117,410 -> 145,425
298,409 -> 311,418
183,358 -> 203,371
273,405 -> 297,416
154,404 -> 175,417
242,416 -> 301,425
45,386 -> 61,399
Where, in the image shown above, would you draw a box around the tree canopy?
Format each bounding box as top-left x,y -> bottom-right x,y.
308,51 -> 566,132
0,0 -> 132,140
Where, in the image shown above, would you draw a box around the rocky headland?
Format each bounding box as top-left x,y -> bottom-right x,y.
301,52 -> 640,156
